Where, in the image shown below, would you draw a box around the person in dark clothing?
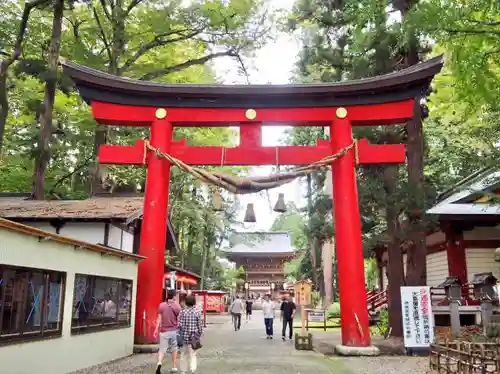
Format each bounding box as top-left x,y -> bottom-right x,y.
280,295 -> 296,341
245,297 -> 253,322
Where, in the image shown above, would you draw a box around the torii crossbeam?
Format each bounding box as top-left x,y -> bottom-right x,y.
62,56 -> 443,353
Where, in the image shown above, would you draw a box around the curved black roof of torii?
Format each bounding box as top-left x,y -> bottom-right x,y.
60,56 -> 443,108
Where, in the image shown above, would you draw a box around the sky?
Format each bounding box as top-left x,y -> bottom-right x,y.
212,0 -> 306,231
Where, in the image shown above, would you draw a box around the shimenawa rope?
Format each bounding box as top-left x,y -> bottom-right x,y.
143,140 -> 358,194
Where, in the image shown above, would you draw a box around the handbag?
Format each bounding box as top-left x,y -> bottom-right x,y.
191,335 -> 202,350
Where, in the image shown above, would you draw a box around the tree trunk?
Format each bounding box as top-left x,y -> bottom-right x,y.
306,175 -> 318,288
199,214 -> 211,290
32,0 -> 64,200
400,1 -> 426,287
322,240 -> 333,307
91,1 -> 127,195
0,71 -> 9,157
405,99 -> 427,286
383,164 -> 405,338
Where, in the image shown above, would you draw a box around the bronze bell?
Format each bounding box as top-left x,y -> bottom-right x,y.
243,203 -> 256,223
273,193 -> 287,213
212,190 -> 224,212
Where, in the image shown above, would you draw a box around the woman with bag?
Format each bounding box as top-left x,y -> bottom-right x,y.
178,294 -> 203,374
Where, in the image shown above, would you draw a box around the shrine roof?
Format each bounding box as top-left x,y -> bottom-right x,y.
165,263 -> 201,279
427,168 -> 500,216
222,231 -> 296,255
60,56 -> 443,108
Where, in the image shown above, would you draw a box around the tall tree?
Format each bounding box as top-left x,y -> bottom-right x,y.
0,0 -> 50,155
76,0 -> 270,194
32,0 -> 64,199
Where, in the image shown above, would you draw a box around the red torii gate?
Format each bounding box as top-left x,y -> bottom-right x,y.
62,56 -> 442,353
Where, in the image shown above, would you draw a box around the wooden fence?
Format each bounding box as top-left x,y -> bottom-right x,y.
429,341 -> 500,373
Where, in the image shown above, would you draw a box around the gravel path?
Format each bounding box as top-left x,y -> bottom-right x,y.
312,328 -> 430,374
71,312 -> 348,374
71,312 -> 429,374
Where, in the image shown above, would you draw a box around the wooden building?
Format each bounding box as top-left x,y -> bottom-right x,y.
164,263 -> 201,291
0,218 -> 142,374
373,169 -> 500,291
221,232 -> 296,297
0,193 -> 180,255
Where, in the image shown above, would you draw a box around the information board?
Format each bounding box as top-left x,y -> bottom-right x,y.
307,310 -> 325,323
401,286 -> 434,348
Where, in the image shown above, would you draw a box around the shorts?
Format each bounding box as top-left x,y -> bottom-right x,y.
159,330 -> 178,353
246,309 -> 252,315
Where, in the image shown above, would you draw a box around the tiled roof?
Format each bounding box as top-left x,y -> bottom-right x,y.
222,231 -> 295,254
0,217 -> 144,261
427,170 -> 500,216
0,196 -> 144,219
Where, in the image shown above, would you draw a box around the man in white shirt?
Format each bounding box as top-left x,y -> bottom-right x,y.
261,294 -> 275,339
230,295 -> 244,331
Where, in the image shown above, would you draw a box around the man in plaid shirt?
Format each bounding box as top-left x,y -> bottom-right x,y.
179,295 -> 203,374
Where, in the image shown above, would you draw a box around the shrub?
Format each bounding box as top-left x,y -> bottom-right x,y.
377,308 -> 389,336
327,302 -> 341,319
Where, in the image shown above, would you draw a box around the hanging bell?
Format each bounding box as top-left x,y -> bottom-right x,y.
212,190 -> 224,212
273,193 -> 287,213
243,203 -> 257,223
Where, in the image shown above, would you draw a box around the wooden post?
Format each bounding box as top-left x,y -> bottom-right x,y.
301,306 -> 306,336
450,301 -> 461,338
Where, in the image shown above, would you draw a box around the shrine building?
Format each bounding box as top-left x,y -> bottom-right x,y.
373,167 -> 500,290
370,168 -> 500,324
222,232 -> 296,297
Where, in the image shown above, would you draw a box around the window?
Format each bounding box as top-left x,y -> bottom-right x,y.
71,274 -> 132,334
0,265 -> 65,344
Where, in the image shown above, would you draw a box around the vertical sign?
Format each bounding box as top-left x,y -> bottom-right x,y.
400,286 -> 434,348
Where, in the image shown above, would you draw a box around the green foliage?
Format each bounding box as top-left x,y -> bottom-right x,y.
364,258 -> 378,290
327,302 -> 340,319
376,309 -> 389,336
270,201 -> 308,249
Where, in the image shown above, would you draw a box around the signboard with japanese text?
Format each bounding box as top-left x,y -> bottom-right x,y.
400,286 -> 434,348
307,310 -> 325,323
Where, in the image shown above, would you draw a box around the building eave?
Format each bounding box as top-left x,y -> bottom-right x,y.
0,217 -> 144,261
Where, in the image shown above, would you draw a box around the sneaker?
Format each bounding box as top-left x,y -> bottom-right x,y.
171,369 -> 178,373
282,337 -> 285,341
156,364 -> 162,374
266,336 -> 270,339
270,336 -> 273,339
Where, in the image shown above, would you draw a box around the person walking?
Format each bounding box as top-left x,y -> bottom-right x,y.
280,295 -> 296,341
261,294 -> 275,339
154,289 -> 182,374
179,294 -> 203,374
245,296 -> 254,322
229,295 -> 244,331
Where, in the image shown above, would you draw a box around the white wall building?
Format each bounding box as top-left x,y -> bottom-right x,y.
0,218 -> 142,374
